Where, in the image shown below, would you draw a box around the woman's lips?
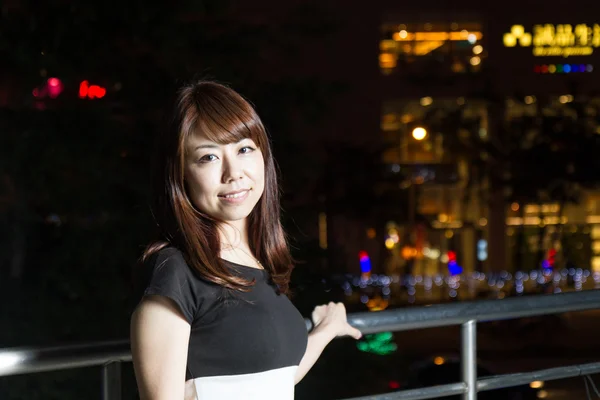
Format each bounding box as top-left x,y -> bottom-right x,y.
218,189 -> 250,204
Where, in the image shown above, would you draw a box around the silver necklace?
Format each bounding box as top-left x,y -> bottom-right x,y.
223,245 -> 263,269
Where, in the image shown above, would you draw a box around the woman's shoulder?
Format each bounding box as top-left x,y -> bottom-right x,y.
142,245 -> 206,283
149,245 -> 187,269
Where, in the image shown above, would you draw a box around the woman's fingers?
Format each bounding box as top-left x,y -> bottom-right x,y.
347,325 -> 362,339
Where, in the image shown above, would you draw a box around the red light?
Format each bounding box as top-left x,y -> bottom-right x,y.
534,65 -> 541,73
541,65 -> 549,73
389,380 -> 401,389
448,250 -> 456,262
548,249 -> 556,267
46,78 -> 63,98
89,85 -> 106,99
79,80 -> 89,98
358,250 -> 369,261
32,88 -> 39,97
79,80 -> 106,99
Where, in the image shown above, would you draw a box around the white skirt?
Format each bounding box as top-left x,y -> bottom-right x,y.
191,365 -> 297,400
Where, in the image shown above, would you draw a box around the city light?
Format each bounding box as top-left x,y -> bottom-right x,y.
47,77 -> 63,98
535,64 -> 593,74
537,390 -> 549,399
470,56 -> 481,66
412,127 -> 427,140
503,33 -> 517,47
319,212 -> 327,249
32,77 -> 64,99
359,251 -> 372,274
434,356 -> 445,365
559,95 -> 570,104
447,251 -> 463,275
511,25 -> 525,37
530,381 -> 545,389
393,31 -> 483,42
379,53 -> 396,69
79,80 -> 106,99
420,96 -> 433,106
472,45 -> 483,54
356,332 -> 397,356
477,240 -> 488,261
389,381 -> 401,390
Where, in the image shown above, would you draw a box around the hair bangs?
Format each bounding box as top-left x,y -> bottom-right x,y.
188,86 -> 267,151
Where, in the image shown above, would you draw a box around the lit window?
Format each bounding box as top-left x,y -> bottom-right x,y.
380,21 -> 485,75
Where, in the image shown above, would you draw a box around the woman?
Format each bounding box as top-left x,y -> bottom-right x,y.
130,81 -> 362,400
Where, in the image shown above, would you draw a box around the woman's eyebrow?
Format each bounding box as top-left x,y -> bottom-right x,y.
194,143 -> 219,151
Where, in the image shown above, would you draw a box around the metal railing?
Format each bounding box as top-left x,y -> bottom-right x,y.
1,289 -> 600,399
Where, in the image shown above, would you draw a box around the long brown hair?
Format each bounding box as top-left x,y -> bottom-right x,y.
143,81 -> 293,294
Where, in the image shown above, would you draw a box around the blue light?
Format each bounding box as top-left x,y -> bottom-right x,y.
448,260 -> 463,276
563,64 -> 571,73
360,257 -> 372,273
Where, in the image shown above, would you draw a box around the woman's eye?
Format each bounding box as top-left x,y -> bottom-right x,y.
199,154 -> 218,163
239,146 -> 255,154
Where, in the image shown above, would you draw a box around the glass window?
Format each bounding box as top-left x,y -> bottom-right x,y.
380,21 -> 485,75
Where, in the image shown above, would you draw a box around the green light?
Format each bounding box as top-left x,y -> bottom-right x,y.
356,332 -> 398,355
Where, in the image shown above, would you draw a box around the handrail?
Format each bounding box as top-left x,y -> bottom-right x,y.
0,339 -> 130,377
345,289 -> 600,334
342,361 -> 600,400
1,290 -> 599,400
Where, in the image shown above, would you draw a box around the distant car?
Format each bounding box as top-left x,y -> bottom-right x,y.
400,356 -> 540,400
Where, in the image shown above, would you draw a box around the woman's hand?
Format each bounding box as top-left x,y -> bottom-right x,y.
311,302 -> 362,341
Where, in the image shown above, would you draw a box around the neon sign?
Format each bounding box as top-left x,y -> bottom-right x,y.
504,24 -> 600,57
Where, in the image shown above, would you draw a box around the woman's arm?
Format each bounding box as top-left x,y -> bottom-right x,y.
295,302 -> 362,384
131,295 -> 191,400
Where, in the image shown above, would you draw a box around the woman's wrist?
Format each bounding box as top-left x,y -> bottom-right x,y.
309,323 -> 337,344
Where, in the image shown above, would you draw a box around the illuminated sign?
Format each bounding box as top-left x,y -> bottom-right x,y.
504,24 -> 600,57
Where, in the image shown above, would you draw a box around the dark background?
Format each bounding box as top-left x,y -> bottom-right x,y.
2,0 -> 600,399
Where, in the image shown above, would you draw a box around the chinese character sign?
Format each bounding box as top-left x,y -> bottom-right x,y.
504,23 -> 600,57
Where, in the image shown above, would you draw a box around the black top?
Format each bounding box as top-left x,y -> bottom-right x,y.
133,247 -> 308,384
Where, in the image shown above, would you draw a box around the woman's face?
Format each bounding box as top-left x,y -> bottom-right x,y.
184,132 -> 265,225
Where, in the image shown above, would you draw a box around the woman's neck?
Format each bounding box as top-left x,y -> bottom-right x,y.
217,219 -> 248,248
217,219 -> 262,269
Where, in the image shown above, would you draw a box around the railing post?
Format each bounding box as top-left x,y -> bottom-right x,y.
461,320 -> 477,400
102,361 -> 121,400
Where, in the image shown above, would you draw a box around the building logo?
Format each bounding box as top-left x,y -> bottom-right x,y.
504,24 -> 600,57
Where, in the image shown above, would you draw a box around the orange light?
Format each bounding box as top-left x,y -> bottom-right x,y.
434,356 -> 445,365
379,53 -> 397,68
394,31 -> 483,42
412,127 -> 427,140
